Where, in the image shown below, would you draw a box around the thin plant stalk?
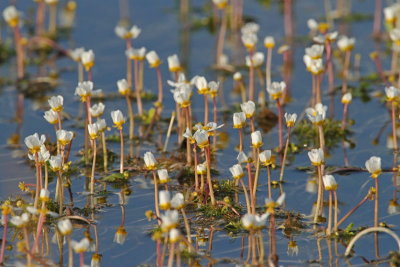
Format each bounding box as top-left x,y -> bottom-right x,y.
372,0 -> 382,36
204,146 -> 216,206
336,192 -> 369,228
35,1 -> 46,35
67,236 -> 73,267
0,213 -> 8,264
374,178 -> 379,228
267,165 -> 272,199
163,111 -> 176,152
152,171 -> 161,219
315,74 -> 321,104
13,26 -> 24,79
156,66 -> 163,115
327,190 -> 333,235
341,102 -> 349,130
252,148 -> 260,198
239,179 -> 251,213
101,132 -> 108,173
194,147 -> 199,191
314,165 -> 324,224
266,47 -> 272,89
279,127 -> 291,181
204,94 -> 209,124
391,101 -> 398,151
79,252 -> 85,267
212,97 -> 218,148
180,209 -> 192,251
125,95 -> 135,140
246,162 -> 255,214
34,153 -> 40,209
342,50 -> 351,94
57,171 -> 64,215
119,129 -> 124,174
48,3 -> 57,34
276,99 -> 283,151
23,227 -> 32,266
248,50 -> 255,101
391,50 -> 398,82
134,60 -> 143,116
90,139 -> 97,195
215,8 -> 227,66
167,243 -> 175,267
333,190 -> 338,232
238,128 -> 244,152
184,107 -> 192,164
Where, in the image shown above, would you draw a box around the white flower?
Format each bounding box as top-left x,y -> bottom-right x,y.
69,47 -> 85,62
56,130 -> 74,146
58,219 -> 73,235
157,169 -> 170,184
245,52 -> 264,67
91,254 -> 101,267
192,76 -> 208,94
44,109 -> 59,125
172,84 -> 191,107
388,200 -> 400,215
233,72 -> 242,81
385,86 -> 400,101
240,101 -> 255,118
169,228 -> 181,243
229,164 -> 244,180
75,81 -> 94,102
126,47 -> 147,60
25,133 -> 46,153
365,156 -> 381,178
10,213 -> 29,228
3,6 -> 20,28
307,19 -> 318,31
161,210 -> 179,231
212,0 -> 228,9
341,92 -> 352,104
40,188 -> 50,201
71,238 -> 90,253
284,113 -> 297,127
111,110 -> 126,129
337,36 -> 355,52
115,25 -> 141,39
267,81 -> 286,100
28,145 -> 50,163
287,241 -> 299,256
96,119 -> 107,132
241,213 -> 268,231
241,22 -> 259,35
306,103 -> 327,124
90,103 -> 105,118
265,193 -> 286,212
144,151 -> 157,170
308,148 -> 324,166
259,150 -> 273,166
193,129 -> 209,148
146,51 -> 161,68
159,190 -> 171,210
81,50 -> 95,71
233,112 -> 246,128
264,36 -> 275,48
171,193 -> 185,209
196,163 -> 207,175
305,44 -> 324,59
242,33 -> 257,51
251,131 -> 263,148
167,54 -> 181,72
48,95 -> 64,112
208,81 -> 219,98
237,151 -> 249,164
117,79 -> 130,95
49,155 -> 62,172
322,175 -> 338,191
384,4 -> 400,23
88,123 -> 99,140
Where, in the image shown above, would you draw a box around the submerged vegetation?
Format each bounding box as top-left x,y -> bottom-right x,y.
0,0 -> 400,266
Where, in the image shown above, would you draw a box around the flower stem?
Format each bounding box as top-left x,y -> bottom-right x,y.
204,146 -> 216,206
125,95 -> 135,140
0,214 -> 8,264
90,140 -> 97,195
152,171 -> 161,219
101,132 -> 108,173
391,101 -> 398,151
239,179 -> 251,213
279,128 -> 291,181
119,129 -> 124,174
276,99 -> 283,152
